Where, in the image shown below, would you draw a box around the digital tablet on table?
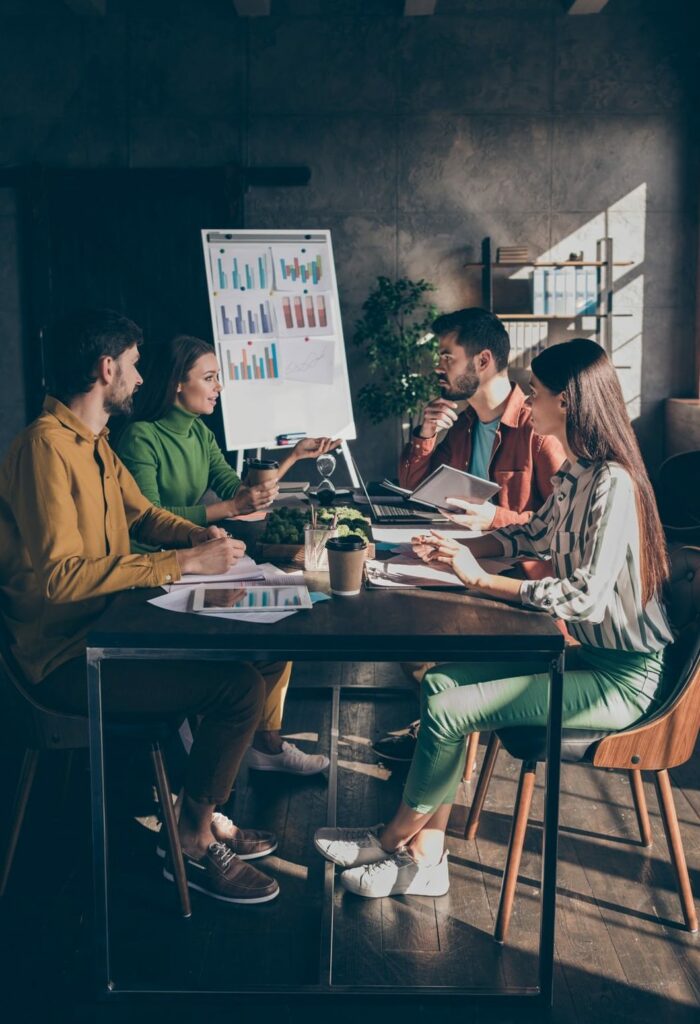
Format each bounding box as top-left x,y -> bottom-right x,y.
191,585 -> 312,613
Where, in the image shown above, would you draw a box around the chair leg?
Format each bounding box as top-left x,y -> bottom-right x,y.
628,769 -> 652,847
461,731 -> 481,784
654,769 -> 698,932
151,744 -> 191,919
0,748 -> 40,898
494,759 -> 538,945
464,733 -> 501,840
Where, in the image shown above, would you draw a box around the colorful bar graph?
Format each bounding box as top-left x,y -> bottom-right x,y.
279,252 -> 323,285
225,342 -> 280,382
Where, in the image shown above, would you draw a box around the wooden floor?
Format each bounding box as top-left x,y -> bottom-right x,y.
1,661 -> 699,1022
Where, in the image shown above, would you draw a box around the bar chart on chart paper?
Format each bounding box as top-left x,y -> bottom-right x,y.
274,292 -> 333,337
218,298 -> 276,338
271,243 -> 326,290
209,246 -> 270,292
223,341 -> 280,382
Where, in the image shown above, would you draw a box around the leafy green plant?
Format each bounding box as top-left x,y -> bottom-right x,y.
352,276 -> 440,444
260,506 -> 371,546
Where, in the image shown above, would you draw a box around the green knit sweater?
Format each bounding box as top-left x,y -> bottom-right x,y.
116,406 -> 241,531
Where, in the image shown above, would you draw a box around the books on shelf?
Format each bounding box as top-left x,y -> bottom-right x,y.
531,266 -> 598,316
497,246 -> 530,263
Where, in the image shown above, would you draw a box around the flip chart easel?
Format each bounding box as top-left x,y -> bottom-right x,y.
201,229 -> 359,486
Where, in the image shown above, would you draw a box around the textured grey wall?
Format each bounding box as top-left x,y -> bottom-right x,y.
0,0 -> 696,479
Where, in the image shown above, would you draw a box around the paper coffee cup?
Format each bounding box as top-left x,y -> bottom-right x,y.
246,458 -> 279,485
326,536 -> 368,596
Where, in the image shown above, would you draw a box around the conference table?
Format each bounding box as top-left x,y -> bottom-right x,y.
85,565 -> 565,1006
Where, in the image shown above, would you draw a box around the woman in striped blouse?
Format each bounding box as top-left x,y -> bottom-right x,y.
314,339 -> 674,898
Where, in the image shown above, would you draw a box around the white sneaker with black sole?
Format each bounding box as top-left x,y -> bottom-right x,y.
314,824 -> 386,867
340,849 -> 449,898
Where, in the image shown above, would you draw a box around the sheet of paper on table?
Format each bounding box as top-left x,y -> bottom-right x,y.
371,526 -> 482,545
365,554 -> 517,589
173,553 -> 265,586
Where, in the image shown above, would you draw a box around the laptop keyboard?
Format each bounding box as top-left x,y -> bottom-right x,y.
372,503 -> 418,518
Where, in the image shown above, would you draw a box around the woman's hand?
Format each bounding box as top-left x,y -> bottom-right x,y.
292,436 -> 341,460
228,480 -> 279,515
443,498 -> 497,531
411,531 -> 491,588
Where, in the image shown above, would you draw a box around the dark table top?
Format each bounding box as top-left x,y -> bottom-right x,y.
86,571 -> 565,661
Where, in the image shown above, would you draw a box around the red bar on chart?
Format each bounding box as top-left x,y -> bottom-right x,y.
282,296 -> 293,329
317,295 -> 327,328
305,295 -> 316,328
293,296 -> 304,328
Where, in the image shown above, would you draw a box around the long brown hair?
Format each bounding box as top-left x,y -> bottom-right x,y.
132,335 -> 215,422
531,339 -> 669,603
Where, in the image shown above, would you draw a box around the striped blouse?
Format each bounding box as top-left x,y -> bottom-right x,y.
491,458 -> 673,654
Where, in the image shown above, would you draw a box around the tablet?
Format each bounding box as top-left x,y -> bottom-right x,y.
411,464 -> 500,510
191,585 -> 312,613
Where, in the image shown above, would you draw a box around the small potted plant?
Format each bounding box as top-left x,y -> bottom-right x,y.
353,276 -> 440,450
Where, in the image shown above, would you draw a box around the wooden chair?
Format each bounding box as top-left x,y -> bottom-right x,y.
464,545 -> 700,942
0,621 -> 191,916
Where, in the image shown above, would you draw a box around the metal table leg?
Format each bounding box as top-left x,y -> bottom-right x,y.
87,649 -> 111,994
538,649 -> 565,1006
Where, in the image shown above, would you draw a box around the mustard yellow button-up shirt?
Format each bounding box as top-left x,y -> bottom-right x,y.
0,397 -> 200,683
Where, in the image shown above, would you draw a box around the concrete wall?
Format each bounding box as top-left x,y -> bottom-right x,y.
0,0 -> 696,478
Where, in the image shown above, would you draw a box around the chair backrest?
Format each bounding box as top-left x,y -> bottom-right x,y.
593,546 -> 700,771
656,451 -> 700,541
0,617 -> 87,751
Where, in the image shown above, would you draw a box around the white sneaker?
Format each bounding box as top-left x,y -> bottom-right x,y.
340,850 -> 450,898
314,824 -> 387,867
247,740 -> 330,776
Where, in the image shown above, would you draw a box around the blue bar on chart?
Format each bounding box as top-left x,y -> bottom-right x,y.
230,255 -> 268,291
220,306 -> 233,335
217,258 -> 227,290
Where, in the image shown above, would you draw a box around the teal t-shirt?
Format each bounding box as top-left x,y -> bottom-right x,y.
115,405 -> 241,548
468,416 -> 501,480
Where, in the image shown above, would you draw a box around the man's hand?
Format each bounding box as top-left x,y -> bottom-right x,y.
176,536 -> 246,575
443,497 -> 497,531
228,479 -> 279,515
292,436 -> 341,460
418,399 -> 459,439
192,525 -> 229,544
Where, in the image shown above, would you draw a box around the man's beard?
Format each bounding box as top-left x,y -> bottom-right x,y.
439,370 -> 479,401
104,368 -> 136,416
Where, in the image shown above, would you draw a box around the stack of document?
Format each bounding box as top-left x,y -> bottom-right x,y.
365,554 -> 517,589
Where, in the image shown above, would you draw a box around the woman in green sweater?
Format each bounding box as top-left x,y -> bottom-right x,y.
117,334 -> 337,776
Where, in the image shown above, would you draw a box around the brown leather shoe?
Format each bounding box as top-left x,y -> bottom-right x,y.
163,842 -> 280,905
212,812 -> 278,860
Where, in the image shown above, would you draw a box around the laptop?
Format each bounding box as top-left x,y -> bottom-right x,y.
351,456 -> 447,525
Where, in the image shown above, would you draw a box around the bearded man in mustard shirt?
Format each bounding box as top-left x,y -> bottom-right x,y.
0,309 -> 283,907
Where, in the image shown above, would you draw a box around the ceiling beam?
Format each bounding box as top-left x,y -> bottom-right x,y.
63,0 -> 106,14
404,1 -> 437,15
232,0 -> 271,15
562,0 -> 611,13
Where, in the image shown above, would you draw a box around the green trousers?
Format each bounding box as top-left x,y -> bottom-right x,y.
403,645 -> 668,815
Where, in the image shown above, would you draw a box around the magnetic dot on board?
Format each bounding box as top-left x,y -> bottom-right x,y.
303,288 -> 308,294
225,234 -> 232,239
247,341 -> 253,346
301,248 -> 306,253
304,336 -> 309,342
304,234 -> 311,240
240,287 -> 246,291
219,248 -> 225,253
